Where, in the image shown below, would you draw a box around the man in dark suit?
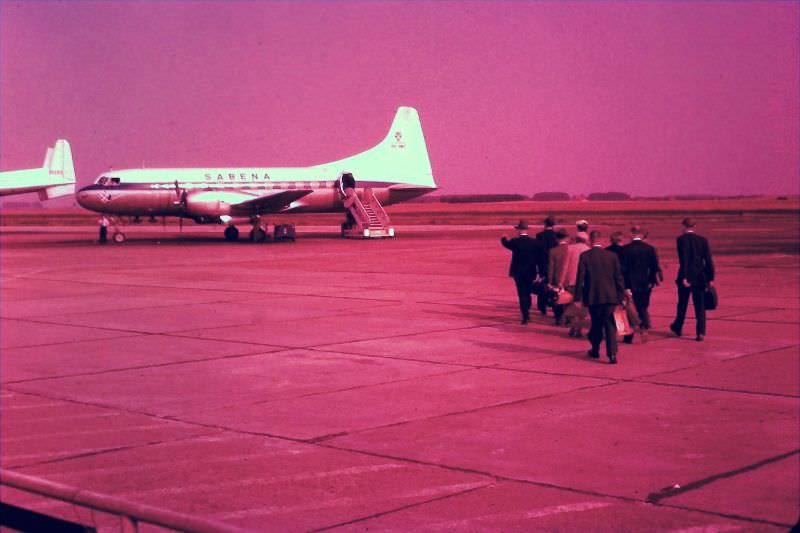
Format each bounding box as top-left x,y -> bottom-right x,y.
621,225 -> 662,343
575,230 -> 626,363
535,216 -> 559,315
606,231 -> 625,262
670,218 -> 715,341
502,220 -> 545,324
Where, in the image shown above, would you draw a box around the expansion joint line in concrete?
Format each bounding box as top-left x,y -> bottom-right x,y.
317,442 -> 795,530
6,429 -> 219,471
28,275 -> 407,305
251,367 -> 474,408
311,380 -> 619,444
307,483 -> 492,533
0,315 -> 168,336
645,448 -> 800,505
627,378 -> 800,399
2,346 -> 284,385
632,343 -> 800,382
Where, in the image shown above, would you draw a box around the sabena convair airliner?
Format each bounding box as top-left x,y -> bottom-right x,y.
76,107 -> 437,242
0,140 -> 76,200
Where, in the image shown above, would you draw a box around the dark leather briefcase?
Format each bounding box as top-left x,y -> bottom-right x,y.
704,285 -> 718,310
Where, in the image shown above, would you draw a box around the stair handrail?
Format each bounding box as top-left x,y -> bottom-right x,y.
341,187 -> 370,229
363,188 -> 390,227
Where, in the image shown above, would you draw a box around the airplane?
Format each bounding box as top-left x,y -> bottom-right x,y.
76,107 -> 437,242
0,140 -> 76,200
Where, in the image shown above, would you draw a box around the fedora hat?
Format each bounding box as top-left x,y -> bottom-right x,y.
514,219 -> 529,230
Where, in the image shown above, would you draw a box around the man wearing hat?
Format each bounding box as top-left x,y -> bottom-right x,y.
535,216 -> 559,315
670,218 -> 715,341
621,225 -> 662,343
576,219 -> 589,233
501,220 -> 546,324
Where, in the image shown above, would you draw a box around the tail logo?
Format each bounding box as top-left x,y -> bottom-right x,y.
391,131 -> 406,149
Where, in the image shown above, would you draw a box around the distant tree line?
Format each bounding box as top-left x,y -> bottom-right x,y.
410,192 -> 780,204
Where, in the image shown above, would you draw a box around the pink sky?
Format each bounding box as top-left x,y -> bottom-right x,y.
1,1 -> 797,197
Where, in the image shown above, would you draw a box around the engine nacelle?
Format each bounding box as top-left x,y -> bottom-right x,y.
184,191 -> 253,217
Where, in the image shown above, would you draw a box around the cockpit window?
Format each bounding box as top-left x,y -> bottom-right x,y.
96,176 -> 121,186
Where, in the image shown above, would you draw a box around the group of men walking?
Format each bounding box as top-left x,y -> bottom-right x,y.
501,216 -> 715,364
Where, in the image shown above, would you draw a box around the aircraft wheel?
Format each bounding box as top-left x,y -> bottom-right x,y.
224,226 -> 239,241
112,232 -> 126,243
249,228 -> 266,242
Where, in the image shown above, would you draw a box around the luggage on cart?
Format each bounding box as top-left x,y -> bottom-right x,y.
274,224 -> 296,242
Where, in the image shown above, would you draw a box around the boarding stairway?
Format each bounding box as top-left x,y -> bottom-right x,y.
339,173 -> 395,239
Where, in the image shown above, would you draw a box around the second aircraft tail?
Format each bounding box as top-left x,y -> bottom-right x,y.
38,139 -> 76,200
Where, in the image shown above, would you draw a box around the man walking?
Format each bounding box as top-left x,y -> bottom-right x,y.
564,231 -> 591,337
501,220 -> 545,324
621,225 -> 661,343
547,228 -> 570,325
535,216 -> 559,315
606,231 -> 625,262
575,231 -> 626,363
670,218 -> 715,341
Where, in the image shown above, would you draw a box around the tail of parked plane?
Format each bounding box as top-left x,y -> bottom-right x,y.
38,139 -> 75,200
317,107 -> 436,188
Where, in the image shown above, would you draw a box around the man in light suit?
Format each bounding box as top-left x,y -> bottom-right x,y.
547,228 -> 570,325
501,220 -> 546,324
670,218 -> 715,341
575,231 -> 626,363
621,225 -> 662,343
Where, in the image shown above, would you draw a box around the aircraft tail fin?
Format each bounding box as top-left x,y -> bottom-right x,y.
37,140 -> 76,200
320,107 -> 436,189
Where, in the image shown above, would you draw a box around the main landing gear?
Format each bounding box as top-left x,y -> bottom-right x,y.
224,217 -> 268,242
224,226 -> 239,241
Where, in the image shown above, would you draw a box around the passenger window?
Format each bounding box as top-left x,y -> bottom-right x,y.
109,178 -> 121,186
97,177 -> 108,185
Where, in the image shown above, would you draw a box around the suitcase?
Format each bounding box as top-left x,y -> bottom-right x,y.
274,224 -> 296,242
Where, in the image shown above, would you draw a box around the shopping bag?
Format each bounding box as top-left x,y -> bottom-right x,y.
613,305 -> 633,338
624,295 -> 641,329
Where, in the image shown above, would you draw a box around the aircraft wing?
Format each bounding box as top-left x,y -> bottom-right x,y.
229,189 -> 313,217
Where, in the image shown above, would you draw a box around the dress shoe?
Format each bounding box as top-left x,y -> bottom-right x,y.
587,349 -> 600,359
521,318 -> 529,325
608,354 -> 618,364
622,335 -> 633,344
640,330 -> 648,343
669,323 -> 682,337
695,334 -> 704,341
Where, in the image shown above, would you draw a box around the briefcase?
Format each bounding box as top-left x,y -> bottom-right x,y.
704,285 -> 718,310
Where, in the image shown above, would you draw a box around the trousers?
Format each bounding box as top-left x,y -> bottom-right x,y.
673,282 -> 706,335
588,304 -> 618,356
513,275 -> 533,320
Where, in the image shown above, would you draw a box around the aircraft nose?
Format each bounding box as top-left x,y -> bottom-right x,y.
76,186 -> 98,210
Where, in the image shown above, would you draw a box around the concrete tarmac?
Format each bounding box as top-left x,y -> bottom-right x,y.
1,219 -> 798,532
